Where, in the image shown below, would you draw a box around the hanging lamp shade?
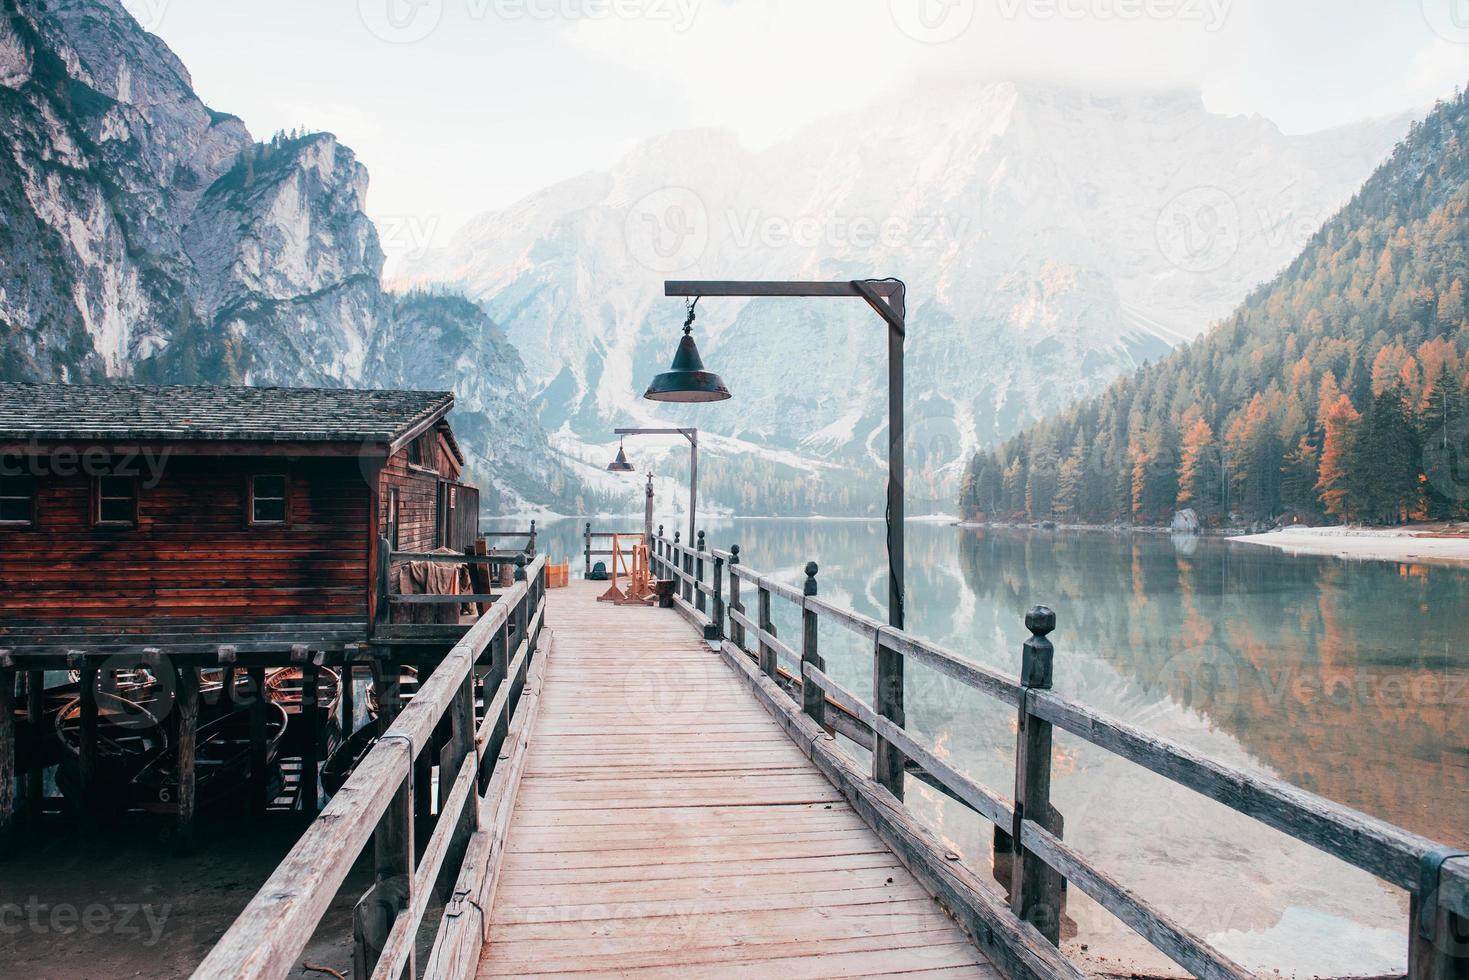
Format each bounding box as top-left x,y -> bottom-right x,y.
644,323 -> 731,403
606,440 -> 635,473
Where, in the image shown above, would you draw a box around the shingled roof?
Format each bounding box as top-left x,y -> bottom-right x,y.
0,383 -> 456,451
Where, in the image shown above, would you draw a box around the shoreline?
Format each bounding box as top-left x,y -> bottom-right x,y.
1230,523 -> 1469,566
955,519 -> 1469,566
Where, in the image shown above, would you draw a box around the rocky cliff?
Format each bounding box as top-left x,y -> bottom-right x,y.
0,0 -> 573,510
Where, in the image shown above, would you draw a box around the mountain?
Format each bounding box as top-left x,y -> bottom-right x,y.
960,89 -> 1469,528
400,78 -> 1412,514
0,0 -> 577,510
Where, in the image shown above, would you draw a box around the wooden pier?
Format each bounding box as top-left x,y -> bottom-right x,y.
181,527 -> 1469,979
476,580 -> 998,978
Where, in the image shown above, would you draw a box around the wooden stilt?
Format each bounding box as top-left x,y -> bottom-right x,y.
176,665 -> 200,853
247,666 -> 267,813
340,661 -> 356,736
301,664 -> 320,814
25,670 -> 42,826
413,660 -> 433,823
0,662 -> 15,856
79,666 -> 98,820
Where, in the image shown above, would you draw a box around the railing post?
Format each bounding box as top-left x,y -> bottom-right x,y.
695,531 -> 707,615
673,531 -> 685,603
711,549 -> 726,642
656,525 -> 665,578
528,519 -> 537,557
757,581 -> 776,681
728,545 -> 744,649
800,563 -> 827,729
584,522 -> 592,578
512,556 -> 529,704
872,631 -> 906,802
1011,605 -> 1065,945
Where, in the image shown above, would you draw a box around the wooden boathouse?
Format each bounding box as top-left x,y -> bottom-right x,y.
0,382 -> 487,848
180,523 -> 1468,979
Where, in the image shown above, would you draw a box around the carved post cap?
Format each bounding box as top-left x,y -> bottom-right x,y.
697,530 -> 706,548
658,523 -> 664,535
514,553 -> 527,581
585,521 -> 591,533
1025,606 -> 1056,636
804,562 -> 819,596
529,520 -> 536,532
674,530 -> 681,542
730,544 -> 740,561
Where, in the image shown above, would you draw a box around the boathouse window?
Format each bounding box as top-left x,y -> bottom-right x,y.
249,474 -> 289,525
0,475 -> 34,526
93,475 -> 137,527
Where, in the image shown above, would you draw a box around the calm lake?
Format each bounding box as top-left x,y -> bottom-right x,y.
503,516 -> 1469,977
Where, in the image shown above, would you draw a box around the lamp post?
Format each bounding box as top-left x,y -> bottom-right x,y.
657,279 -> 907,631
608,427 -> 699,546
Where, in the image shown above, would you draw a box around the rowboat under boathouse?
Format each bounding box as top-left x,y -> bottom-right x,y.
0,382 -> 501,849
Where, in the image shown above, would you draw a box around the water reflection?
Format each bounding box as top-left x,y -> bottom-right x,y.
493,517 -> 1468,974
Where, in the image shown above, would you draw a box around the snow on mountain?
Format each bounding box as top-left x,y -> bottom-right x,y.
401,78 -> 1412,513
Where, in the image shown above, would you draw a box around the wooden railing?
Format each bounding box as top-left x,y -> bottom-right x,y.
479,521 -> 537,558
582,522 -> 644,578
652,532 -> 1469,980
194,555 -> 548,980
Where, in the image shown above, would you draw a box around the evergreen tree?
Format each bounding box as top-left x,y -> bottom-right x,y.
1026,437 -> 1060,519
1054,438 -> 1085,520
1419,362 -> 1469,518
1177,417 -> 1221,521
1317,393 -> 1361,520
1348,384 -> 1421,523
1280,436 -> 1320,518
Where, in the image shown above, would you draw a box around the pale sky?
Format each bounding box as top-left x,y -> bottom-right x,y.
134,0 -> 1469,263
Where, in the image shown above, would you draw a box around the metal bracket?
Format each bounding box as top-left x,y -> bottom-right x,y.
379,731 -> 417,763
1419,846 -> 1469,938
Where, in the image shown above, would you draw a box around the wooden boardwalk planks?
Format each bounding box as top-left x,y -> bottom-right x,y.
477,581 -> 998,979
